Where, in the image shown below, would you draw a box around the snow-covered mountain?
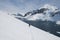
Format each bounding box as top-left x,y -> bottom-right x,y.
0,11 -> 60,40
0,12 -> 32,40
14,4 -> 60,37
14,4 -> 60,24
23,4 -> 60,21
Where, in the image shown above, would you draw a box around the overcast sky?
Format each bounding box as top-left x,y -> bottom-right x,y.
0,0 -> 60,14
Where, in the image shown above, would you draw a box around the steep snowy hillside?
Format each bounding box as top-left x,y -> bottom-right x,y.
0,13 -> 32,40
0,12 -> 60,40
30,25 -> 60,40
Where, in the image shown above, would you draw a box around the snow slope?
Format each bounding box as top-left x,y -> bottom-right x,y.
0,13 -> 60,40
30,26 -> 60,40
0,13 -> 32,40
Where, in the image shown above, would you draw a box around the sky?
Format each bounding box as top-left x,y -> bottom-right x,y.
0,0 -> 60,14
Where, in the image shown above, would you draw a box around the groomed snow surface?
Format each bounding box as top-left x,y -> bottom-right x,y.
0,13 -> 60,40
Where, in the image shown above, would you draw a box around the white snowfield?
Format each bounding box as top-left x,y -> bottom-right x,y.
0,13 -> 60,40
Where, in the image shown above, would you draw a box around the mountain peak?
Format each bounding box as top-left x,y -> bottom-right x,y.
24,4 -> 60,21
41,4 -> 58,11
14,4 -> 60,21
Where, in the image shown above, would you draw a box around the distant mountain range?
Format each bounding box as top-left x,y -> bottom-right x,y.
13,4 -> 60,21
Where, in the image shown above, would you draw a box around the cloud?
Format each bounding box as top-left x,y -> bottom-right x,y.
0,0 -> 21,14
0,0 -> 60,15
56,21 -> 60,25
